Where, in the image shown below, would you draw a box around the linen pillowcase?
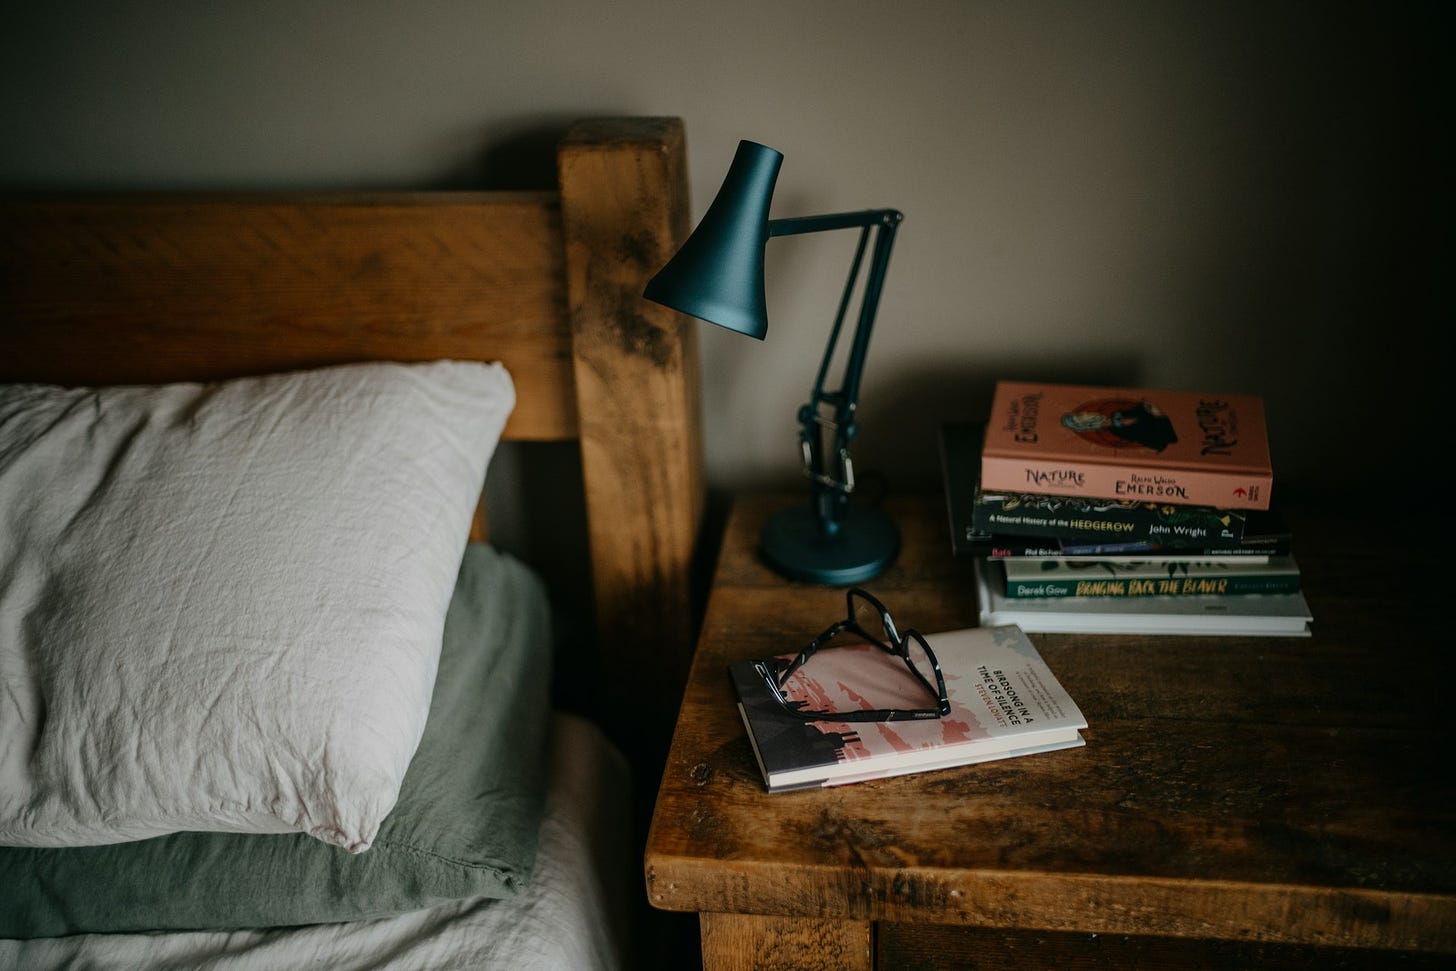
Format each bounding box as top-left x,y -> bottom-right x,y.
0,360 -> 514,853
0,543 -> 554,937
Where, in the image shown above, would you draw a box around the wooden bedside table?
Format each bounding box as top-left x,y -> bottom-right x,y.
645,492 -> 1455,970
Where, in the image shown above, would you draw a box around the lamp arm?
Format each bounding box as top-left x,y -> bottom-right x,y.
767,209 -> 902,534
766,210 -> 899,237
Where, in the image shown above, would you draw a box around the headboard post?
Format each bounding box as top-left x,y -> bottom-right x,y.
557,118 -> 706,770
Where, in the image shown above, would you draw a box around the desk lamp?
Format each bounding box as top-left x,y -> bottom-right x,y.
644,139 -> 903,585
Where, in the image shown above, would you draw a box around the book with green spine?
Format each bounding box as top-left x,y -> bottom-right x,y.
1001,555 -> 1301,599
975,559 -> 1313,637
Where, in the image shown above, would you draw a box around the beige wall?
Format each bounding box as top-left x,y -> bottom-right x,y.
2,1 -> 1442,502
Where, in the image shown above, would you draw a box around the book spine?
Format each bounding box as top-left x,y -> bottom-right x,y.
1003,573 -> 1302,599
971,499 -> 1245,547
1057,538 -> 1285,557
963,534 -> 1290,559
978,453 -> 1273,511
941,423 -> 985,557
974,538 -> 1067,558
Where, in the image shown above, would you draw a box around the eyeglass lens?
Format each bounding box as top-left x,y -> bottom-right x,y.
848,589 -> 898,646
778,624 -> 941,718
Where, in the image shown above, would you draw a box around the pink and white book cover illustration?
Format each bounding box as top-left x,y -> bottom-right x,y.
729,625 -> 1086,791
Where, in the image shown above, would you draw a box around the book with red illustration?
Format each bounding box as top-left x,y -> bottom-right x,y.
980,381 -> 1274,510
728,625 -> 1087,793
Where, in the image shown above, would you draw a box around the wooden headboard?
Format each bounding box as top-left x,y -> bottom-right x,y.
0,116 -> 704,777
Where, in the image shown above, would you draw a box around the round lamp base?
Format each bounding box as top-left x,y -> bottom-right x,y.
760,502 -> 900,586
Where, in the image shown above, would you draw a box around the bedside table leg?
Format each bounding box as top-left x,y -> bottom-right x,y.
700,912 -> 872,970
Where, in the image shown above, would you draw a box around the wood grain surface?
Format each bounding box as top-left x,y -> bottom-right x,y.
645,492 -> 1454,967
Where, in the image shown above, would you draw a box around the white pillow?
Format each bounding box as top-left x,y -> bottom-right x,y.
0,360 -> 514,853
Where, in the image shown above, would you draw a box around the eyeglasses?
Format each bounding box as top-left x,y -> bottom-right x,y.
758,587 -> 950,723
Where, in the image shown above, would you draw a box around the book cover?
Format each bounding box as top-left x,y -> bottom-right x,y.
1001,555 -> 1302,599
980,381 -> 1274,510
974,559 -> 1313,636
973,488 -> 1247,548
729,626 -> 1087,793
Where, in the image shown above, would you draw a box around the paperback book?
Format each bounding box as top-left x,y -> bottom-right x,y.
1001,555 -> 1302,599
979,381 -> 1274,510
728,625 -> 1087,793
974,559 -> 1313,636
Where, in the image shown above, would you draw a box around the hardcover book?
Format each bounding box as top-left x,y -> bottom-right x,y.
942,422 -> 1291,560
973,488 -> 1246,547
728,626 -> 1087,793
1001,555 -> 1302,599
979,381 -> 1274,510
975,560 -> 1313,636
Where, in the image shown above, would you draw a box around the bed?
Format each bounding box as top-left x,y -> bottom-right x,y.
0,116 -> 704,969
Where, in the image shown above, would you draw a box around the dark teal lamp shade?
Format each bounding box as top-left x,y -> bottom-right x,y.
643,140 -> 783,340
643,135 -> 903,585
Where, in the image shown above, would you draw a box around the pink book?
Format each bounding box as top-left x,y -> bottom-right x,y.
980,381 -> 1273,510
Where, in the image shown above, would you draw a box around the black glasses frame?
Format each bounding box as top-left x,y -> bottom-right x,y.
760,587 -> 950,723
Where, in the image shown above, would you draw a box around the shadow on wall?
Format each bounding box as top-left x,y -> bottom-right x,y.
844,355 -> 1150,496
483,441 -> 598,711
430,115 -> 589,191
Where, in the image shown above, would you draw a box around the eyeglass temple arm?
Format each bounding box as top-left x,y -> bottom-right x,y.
767,210 -> 902,535
776,624 -> 839,683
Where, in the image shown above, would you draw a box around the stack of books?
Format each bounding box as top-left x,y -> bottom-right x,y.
941,381 -> 1313,636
